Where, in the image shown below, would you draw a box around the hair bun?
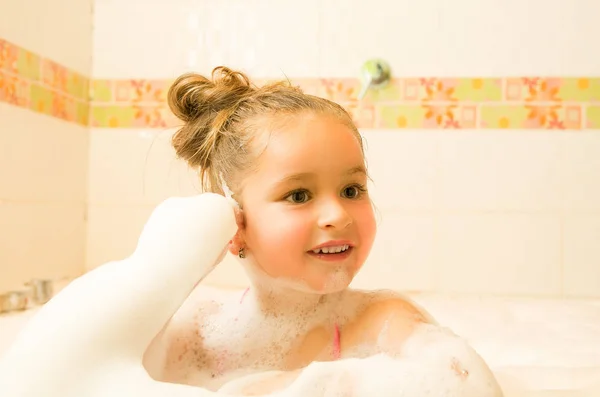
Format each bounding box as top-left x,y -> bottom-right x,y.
167,73 -> 210,123
168,67 -> 256,170
168,67 -> 254,123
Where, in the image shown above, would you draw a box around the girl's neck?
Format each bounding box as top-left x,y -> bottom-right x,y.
240,259 -> 347,317
245,280 -> 345,318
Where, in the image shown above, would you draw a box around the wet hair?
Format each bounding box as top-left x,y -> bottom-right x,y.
167,66 -> 363,198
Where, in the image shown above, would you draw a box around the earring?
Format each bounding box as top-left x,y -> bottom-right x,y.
238,247 -> 245,259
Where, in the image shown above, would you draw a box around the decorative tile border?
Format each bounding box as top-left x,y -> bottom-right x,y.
2,38 -> 600,130
0,38 -> 90,126
89,77 -> 600,129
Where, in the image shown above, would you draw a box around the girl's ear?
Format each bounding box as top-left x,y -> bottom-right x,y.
234,206 -> 245,229
228,207 -> 246,256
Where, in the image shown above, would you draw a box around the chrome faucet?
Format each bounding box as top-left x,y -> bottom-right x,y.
26,278 -> 54,305
0,278 -> 55,313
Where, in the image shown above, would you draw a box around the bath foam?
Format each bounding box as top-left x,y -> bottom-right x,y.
322,265 -> 353,292
182,284 -> 354,391
220,173 -> 241,210
200,300 -> 307,370
0,193 -> 240,397
242,254 -> 353,295
189,280 -> 434,391
219,323 -> 504,396
150,249 -> 363,391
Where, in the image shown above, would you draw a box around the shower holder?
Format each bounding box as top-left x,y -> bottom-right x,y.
357,58 -> 392,100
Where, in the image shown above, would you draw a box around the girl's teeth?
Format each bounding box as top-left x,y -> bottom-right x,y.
312,245 -> 350,254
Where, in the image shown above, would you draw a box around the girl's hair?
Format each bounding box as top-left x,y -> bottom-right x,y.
167,66 -> 362,197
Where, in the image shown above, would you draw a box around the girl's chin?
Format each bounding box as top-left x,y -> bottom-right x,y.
239,257 -> 358,294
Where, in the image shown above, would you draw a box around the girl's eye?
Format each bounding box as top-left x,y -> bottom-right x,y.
285,190 -> 310,204
342,184 -> 366,199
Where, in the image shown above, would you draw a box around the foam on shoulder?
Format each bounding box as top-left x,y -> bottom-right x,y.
221,323 -> 504,396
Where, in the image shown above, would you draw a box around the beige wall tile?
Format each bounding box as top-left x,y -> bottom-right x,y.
0,202 -> 85,292
563,215 -> 600,298
0,104 -> 89,203
92,0 -> 193,78
563,132 -> 600,212
362,130 -> 437,211
436,213 -> 562,296
0,0 -> 92,74
92,0 -> 600,79
351,211 -> 436,292
438,131 -> 563,211
436,0 -> 600,76
88,129 -> 201,205
85,204 -> 155,270
92,0 -> 321,79
319,0 -> 439,77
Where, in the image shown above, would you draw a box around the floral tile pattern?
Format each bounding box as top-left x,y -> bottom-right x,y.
587,106 -> 600,129
0,71 -> 30,107
0,38 -> 89,126
1,37 -> 600,130
378,104 -> 478,129
480,105 -> 583,130
90,105 -> 177,128
505,78 -> 600,102
87,77 -> 600,130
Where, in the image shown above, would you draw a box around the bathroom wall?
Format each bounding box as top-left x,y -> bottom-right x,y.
0,0 -> 93,291
88,0 -> 600,297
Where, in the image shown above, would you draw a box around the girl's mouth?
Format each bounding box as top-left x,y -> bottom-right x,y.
307,245 -> 353,261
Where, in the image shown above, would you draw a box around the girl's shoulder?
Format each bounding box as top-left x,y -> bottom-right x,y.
332,289 -> 434,355
346,288 -> 434,324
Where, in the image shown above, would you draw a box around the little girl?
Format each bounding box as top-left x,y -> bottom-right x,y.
143,67 -> 504,396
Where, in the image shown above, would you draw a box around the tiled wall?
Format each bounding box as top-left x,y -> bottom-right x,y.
89,77 -> 600,130
86,0 -> 600,298
3,0 -> 600,297
0,39 -> 90,125
0,0 -> 93,291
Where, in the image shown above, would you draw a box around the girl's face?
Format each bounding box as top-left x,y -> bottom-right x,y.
232,114 -> 376,293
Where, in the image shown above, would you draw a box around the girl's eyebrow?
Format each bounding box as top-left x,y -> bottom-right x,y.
347,165 -> 367,176
273,165 -> 367,189
271,172 -> 316,191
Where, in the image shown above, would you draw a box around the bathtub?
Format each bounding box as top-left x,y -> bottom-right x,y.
409,293 -> 600,396
1,284 -> 599,396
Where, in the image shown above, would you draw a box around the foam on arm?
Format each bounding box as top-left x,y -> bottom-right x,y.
0,194 -> 238,397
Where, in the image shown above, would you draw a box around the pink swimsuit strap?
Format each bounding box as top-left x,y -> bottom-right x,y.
332,323 -> 341,359
239,287 -> 342,360
239,287 -> 250,303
